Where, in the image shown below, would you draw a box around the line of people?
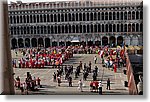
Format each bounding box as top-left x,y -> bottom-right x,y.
12,47 -> 73,68
53,65 -> 74,87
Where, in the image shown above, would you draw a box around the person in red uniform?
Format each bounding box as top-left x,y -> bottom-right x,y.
113,63 -> 117,73
19,59 -> 22,68
26,61 -> 29,68
41,59 -> 45,68
29,58 -> 32,68
90,81 -> 93,92
22,60 -> 25,68
37,77 -> 41,88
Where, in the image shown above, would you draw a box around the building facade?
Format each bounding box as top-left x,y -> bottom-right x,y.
8,0 -> 143,49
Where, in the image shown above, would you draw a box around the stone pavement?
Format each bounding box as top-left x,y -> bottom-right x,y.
13,53 -> 129,95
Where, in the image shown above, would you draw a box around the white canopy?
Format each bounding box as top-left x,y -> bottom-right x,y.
71,37 -> 80,42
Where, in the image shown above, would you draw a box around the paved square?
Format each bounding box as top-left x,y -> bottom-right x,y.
13,52 -> 129,95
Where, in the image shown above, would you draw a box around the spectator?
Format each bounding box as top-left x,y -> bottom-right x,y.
53,72 -> 57,82
57,75 -> 61,86
37,77 -> 41,88
106,78 -> 111,90
68,76 -> 72,87
98,81 -> 102,95
20,83 -> 24,94
78,79 -> 83,92
94,56 -> 97,64
79,61 -> 82,70
89,61 -> 92,73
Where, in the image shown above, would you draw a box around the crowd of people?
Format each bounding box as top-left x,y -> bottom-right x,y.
51,59 -> 103,93
99,46 -> 126,72
12,45 -> 126,94
52,65 -> 73,87
12,47 -> 73,68
12,45 -> 104,69
15,72 -> 41,94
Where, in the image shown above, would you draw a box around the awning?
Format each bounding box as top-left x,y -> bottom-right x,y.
134,46 -> 143,50
71,37 -> 80,42
128,46 -> 135,50
71,40 -> 80,42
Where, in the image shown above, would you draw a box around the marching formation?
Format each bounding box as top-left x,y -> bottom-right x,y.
12,47 -> 73,68
13,45 -> 127,95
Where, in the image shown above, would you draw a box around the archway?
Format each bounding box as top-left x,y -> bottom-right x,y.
66,41 -> 71,46
25,38 -> 30,47
95,40 -> 101,47
38,38 -> 44,47
45,38 -> 50,48
31,38 -> 37,47
109,36 -> 116,47
52,41 -> 57,47
87,41 -> 93,46
102,36 -> 108,46
80,41 -> 86,46
59,41 -> 65,46
117,36 -> 123,46
11,38 -> 17,49
18,38 -> 24,48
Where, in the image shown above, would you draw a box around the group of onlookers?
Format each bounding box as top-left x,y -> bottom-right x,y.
14,73 -> 41,95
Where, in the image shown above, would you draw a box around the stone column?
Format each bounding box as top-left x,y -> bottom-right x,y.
12,16 -> 14,24
108,36 -> 109,45
119,24 -> 121,32
127,11 -> 128,20
28,15 -> 30,23
18,15 -> 20,23
71,25 -> 73,33
135,24 -> 136,33
74,25 -> 76,33
35,15 -> 37,23
85,13 -> 87,21
78,13 -> 79,21
115,36 -> 117,45
119,12 -> 121,20
56,14 -> 58,22
63,13 -> 65,22
16,38 -> 19,48
127,23 -> 128,33
25,15 -> 27,23
139,23 -> 141,32
85,36 -> 88,45
30,38 -> 32,47
43,37 -> 45,47
123,12 -> 124,20
23,38 -> 25,47
50,38 -> 52,47
45,14 -> 47,22
100,36 -> 102,46
0,1 -> 14,94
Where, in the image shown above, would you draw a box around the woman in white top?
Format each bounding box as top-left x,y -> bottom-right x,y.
78,79 -> 83,92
